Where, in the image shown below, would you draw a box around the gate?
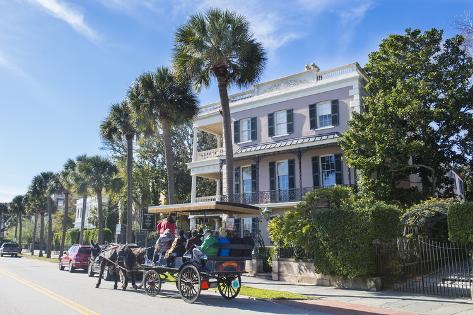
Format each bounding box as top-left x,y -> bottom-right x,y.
375,237 -> 472,298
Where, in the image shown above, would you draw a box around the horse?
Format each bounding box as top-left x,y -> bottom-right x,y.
95,243 -> 124,290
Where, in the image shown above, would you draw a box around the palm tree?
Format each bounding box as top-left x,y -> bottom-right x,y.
74,155 -> 91,245
58,159 -> 76,256
30,172 -> 54,257
173,8 -> 266,200
0,202 -> 7,237
10,195 -> 25,248
77,155 -> 119,244
101,101 -> 136,243
24,190 -> 39,255
131,67 -> 198,204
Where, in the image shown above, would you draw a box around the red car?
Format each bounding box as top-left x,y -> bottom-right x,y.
59,244 -> 92,272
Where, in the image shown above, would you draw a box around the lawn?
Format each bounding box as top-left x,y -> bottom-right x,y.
20,253 -> 59,264
238,285 -> 316,300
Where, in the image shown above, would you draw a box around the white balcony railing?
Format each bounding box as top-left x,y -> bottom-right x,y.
195,147 -> 225,161
195,195 -> 220,202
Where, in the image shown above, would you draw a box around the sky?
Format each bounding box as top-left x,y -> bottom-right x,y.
0,0 -> 471,202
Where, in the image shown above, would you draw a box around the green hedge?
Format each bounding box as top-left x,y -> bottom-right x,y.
448,202 -> 473,245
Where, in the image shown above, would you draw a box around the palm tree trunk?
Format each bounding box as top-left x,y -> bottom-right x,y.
39,212 -> 45,257
126,134 -> 133,244
14,218 -> 18,240
46,196 -> 53,258
60,192 -> 69,259
162,119 -> 175,204
216,74 -> 234,200
79,195 -> 87,245
18,211 -> 22,249
32,213 -> 38,255
97,189 -> 104,244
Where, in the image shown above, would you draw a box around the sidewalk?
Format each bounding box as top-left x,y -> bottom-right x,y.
242,276 -> 473,315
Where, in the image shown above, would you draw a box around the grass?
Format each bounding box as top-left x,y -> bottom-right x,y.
20,253 -> 59,264
237,285 -> 316,300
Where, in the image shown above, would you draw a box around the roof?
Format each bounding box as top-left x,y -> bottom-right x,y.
235,133 -> 340,156
148,201 -> 261,216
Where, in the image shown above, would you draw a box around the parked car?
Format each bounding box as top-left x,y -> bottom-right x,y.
0,242 -> 20,257
59,244 -> 92,272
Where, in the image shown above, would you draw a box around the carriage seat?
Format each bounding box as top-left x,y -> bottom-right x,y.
207,244 -> 254,261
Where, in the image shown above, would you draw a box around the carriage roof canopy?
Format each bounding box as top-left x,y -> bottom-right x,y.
148,201 -> 261,216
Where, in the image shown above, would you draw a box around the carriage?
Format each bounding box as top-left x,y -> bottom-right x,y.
140,201 -> 260,303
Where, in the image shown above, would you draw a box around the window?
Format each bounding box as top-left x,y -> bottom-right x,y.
321,155 -> 336,187
277,161 -> 289,190
240,118 -> 251,142
243,218 -> 252,236
317,101 -> 332,128
275,110 -> 287,136
242,166 -> 252,194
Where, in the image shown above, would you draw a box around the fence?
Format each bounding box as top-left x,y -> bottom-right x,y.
375,237 -> 472,298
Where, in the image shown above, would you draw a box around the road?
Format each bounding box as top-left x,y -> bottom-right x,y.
0,256 -> 325,315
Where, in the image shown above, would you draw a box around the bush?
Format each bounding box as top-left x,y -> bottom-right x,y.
268,186 -> 401,278
448,202 -> 473,245
401,198 -> 457,241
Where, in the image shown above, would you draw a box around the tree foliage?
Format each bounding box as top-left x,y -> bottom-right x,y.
340,29 -> 473,205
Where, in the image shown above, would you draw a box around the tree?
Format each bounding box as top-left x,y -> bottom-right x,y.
456,11 -> 473,53
131,66 -> 198,205
77,155 -> 119,243
10,195 -> 25,247
101,101 -> 136,244
173,8 -> 266,200
73,155 -> 91,245
58,159 -> 75,255
340,29 -> 473,205
30,172 -> 54,257
0,202 -> 7,237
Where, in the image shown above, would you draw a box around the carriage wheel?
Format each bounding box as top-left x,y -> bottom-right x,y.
217,274 -> 241,300
143,270 -> 161,296
178,264 -> 201,303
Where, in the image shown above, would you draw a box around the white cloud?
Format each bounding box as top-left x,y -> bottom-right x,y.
30,0 -> 100,43
0,50 -> 30,79
99,0 -> 163,14
338,1 -> 373,49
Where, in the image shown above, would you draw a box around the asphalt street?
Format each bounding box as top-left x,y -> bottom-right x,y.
0,256 -> 326,315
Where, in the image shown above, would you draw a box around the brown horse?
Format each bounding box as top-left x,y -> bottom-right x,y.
95,244 -> 147,290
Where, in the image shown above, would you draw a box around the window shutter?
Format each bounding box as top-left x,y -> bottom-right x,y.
287,109 -> 294,134
288,159 -> 295,189
234,218 -> 241,237
268,113 -> 274,137
269,162 -> 276,191
309,104 -> 317,129
251,164 -> 257,193
251,117 -> 257,141
234,120 -> 240,143
251,217 -> 259,237
331,100 -> 339,126
312,156 -> 320,188
334,154 -> 343,185
234,166 -> 241,194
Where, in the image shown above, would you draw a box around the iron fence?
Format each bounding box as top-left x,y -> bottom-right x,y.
374,237 -> 472,298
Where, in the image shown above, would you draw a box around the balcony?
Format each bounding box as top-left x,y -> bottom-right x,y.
220,188 -> 315,205
195,147 -> 225,161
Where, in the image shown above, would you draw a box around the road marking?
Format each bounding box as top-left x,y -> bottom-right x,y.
0,268 -> 100,315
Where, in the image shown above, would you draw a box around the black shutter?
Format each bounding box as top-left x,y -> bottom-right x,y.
287,109 -> 294,134
268,113 -> 274,137
335,154 -> 343,184
312,156 -> 320,188
331,100 -> 339,126
234,120 -> 240,143
251,164 -> 257,193
234,218 -> 241,237
269,162 -> 276,191
251,117 -> 257,141
309,104 -> 317,129
251,217 -> 259,237
234,166 -> 240,194
288,159 -> 295,189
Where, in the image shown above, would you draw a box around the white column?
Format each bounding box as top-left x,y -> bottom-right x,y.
191,175 -> 197,203
216,135 -> 222,148
216,179 -> 221,201
192,128 -> 198,161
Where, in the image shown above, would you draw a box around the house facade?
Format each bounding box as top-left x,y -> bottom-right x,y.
186,63 -> 367,242
74,196 -> 104,229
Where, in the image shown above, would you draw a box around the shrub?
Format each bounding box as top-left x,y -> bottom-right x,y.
448,202 -> 473,245
401,198 -> 457,241
358,201 -> 401,241
66,228 -> 80,246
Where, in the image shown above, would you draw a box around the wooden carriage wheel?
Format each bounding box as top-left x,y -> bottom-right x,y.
143,270 -> 162,296
178,264 -> 201,303
217,274 -> 241,300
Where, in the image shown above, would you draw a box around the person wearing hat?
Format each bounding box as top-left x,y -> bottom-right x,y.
192,229 -> 218,265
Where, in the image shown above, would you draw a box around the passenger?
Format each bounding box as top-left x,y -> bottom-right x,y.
185,229 -> 202,252
153,229 -> 174,266
165,229 -> 186,267
156,215 -> 176,236
192,230 -> 218,265
218,231 -> 231,257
